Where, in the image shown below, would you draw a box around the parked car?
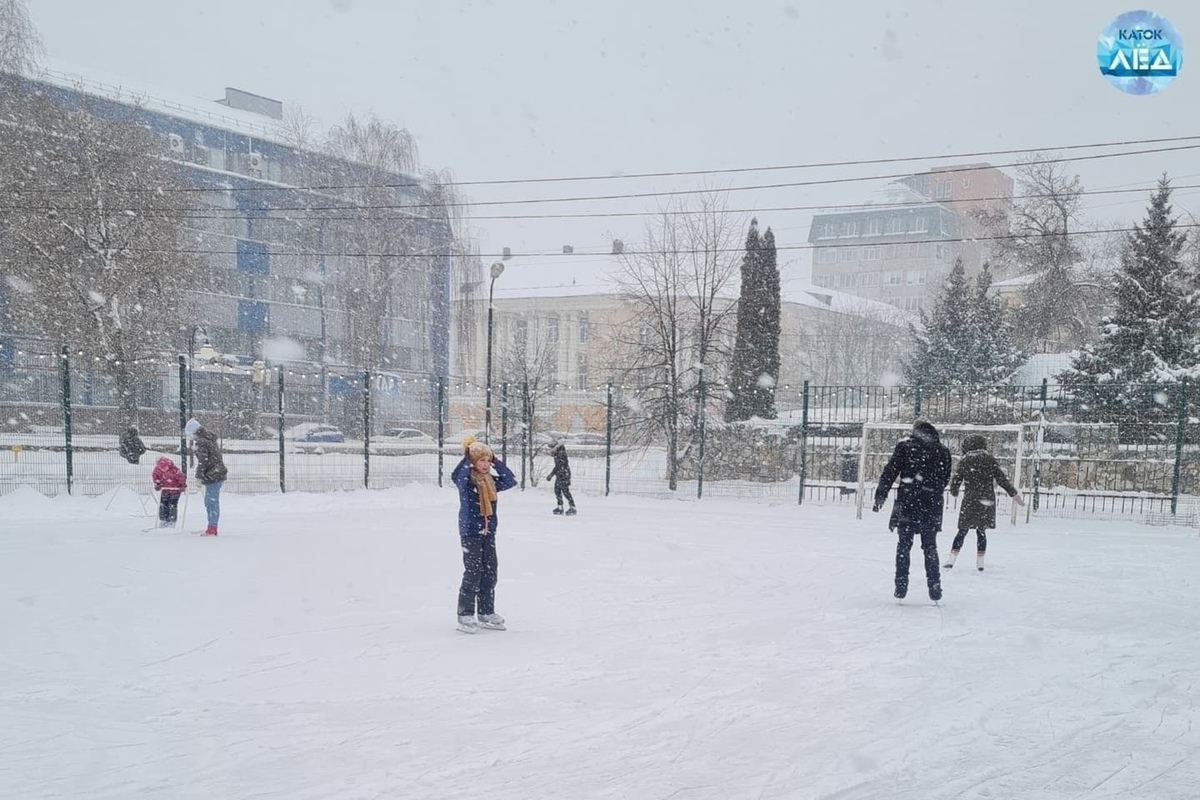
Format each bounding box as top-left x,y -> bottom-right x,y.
385,427 -> 435,443
300,425 -> 345,443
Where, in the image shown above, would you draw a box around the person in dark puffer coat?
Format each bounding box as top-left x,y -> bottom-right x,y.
452,436 -> 517,633
185,418 -> 227,536
873,419 -> 953,602
946,434 -> 1024,572
547,442 -> 576,515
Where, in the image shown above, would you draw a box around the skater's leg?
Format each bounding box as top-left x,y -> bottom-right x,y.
919,527 -> 942,599
457,536 -> 484,616
895,528 -> 915,597
976,528 -> 987,555
562,486 -> 575,509
950,528 -> 967,552
204,481 -> 222,526
162,493 -> 179,526
477,536 -> 499,616
158,496 -> 171,526
554,485 -> 564,508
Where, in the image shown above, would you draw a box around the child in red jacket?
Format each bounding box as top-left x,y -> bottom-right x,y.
152,456 -> 187,528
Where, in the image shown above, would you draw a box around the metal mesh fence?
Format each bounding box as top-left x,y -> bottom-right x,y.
4,350 -> 1200,526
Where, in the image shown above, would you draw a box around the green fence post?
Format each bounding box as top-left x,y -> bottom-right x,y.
363,370 -> 371,489
914,383 -> 922,420
697,368 -> 706,500
606,381 -> 613,497
1171,377 -> 1187,516
60,345 -> 73,496
520,381 -> 529,490
1034,378 -> 1047,512
437,376 -> 445,488
798,380 -> 809,505
177,355 -> 187,467
501,382 -> 509,463
277,366 -> 286,494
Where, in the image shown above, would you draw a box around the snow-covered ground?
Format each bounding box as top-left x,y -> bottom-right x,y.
2,483 -> 1198,799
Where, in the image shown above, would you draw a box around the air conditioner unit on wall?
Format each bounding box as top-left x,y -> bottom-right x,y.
247,152 -> 264,175
167,133 -> 185,154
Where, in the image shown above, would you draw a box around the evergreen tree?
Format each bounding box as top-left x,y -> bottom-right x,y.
905,258 -> 975,386
972,264 -> 1026,384
904,258 -> 1024,386
1060,175 -> 1195,419
726,219 -> 781,420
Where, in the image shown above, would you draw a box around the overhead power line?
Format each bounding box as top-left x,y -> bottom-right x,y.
109,222 -> 1191,260
79,181 -> 1200,224
12,140 -> 1200,211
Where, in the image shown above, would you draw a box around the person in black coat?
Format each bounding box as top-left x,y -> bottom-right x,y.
119,426 -> 147,465
547,442 -> 576,515
945,434 -> 1024,572
872,419 -> 953,601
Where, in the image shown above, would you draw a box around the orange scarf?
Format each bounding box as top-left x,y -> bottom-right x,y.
470,468 -> 497,520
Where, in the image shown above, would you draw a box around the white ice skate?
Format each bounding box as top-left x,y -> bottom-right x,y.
477,613 -> 506,630
456,615 -> 479,634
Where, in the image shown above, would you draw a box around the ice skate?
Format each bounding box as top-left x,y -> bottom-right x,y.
477,613 -> 506,630
552,506 -> 564,515
456,615 -> 479,634
943,550 -> 959,569
977,554 -> 985,572
565,506 -> 577,516
201,524 -> 217,536
929,582 -> 943,602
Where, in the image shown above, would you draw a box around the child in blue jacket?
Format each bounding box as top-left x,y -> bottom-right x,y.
452,436 -> 517,633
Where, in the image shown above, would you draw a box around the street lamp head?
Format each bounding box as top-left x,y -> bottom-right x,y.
490,261 -> 505,280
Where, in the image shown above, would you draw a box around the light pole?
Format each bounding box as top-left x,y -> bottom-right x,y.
484,260 -> 505,443
187,326 -> 211,419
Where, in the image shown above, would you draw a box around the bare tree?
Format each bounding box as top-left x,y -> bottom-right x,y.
609,193 -> 742,490
972,155 -> 1102,350
320,113 -> 422,371
498,312 -> 559,485
0,91 -> 203,431
0,0 -> 42,76
789,301 -> 910,386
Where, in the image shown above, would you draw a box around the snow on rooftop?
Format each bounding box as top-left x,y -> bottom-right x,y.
1009,351 -> 1079,385
35,59 -> 291,145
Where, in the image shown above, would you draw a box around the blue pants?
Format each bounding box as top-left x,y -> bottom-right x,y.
204,481 -> 223,526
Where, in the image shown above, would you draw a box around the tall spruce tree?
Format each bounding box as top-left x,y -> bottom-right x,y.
1060,175 -> 1195,419
726,219 -> 781,420
904,258 -> 1024,386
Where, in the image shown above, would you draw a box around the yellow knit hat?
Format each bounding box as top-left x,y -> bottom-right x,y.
462,435 -> 493,462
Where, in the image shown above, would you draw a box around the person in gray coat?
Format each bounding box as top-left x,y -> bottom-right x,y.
185,418 -> 227,536
945,434 -> 1024,572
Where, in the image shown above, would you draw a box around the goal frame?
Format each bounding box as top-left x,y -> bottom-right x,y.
856,422 -> 1025,526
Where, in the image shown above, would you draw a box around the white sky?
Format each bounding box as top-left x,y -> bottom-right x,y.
28,0 -> 1200,291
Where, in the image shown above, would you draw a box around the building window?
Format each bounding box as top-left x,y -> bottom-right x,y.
906,270 -> 921,285
577,355 -> 588,390
909,243 -> 921,257
886,272 -> 902,285
817,248 -> 836,263
237,300 -> 268,334
863,246 -> 880,261
813,275 -> 831,288
962,177 -> 971,188
884,244 -> 898,259
236,239 -> 269,275
887,217 -> 904,234
867,218 -> 883,236
822,222 -> 838,238
838,248 -> 858,262
578,314 -> 590,344
935,244 -> 947,261
547,314 -> 559,343
935,179 -> 952,199
841,221 -> 859,237
904,297 -> 922,311
911,215 -> 929,233
514,318 -> 528,350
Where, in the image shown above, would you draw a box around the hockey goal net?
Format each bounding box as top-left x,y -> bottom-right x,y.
855,422 -> 1027,525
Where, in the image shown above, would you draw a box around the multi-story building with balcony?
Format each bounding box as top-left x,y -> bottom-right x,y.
807,164 -> 1014,313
